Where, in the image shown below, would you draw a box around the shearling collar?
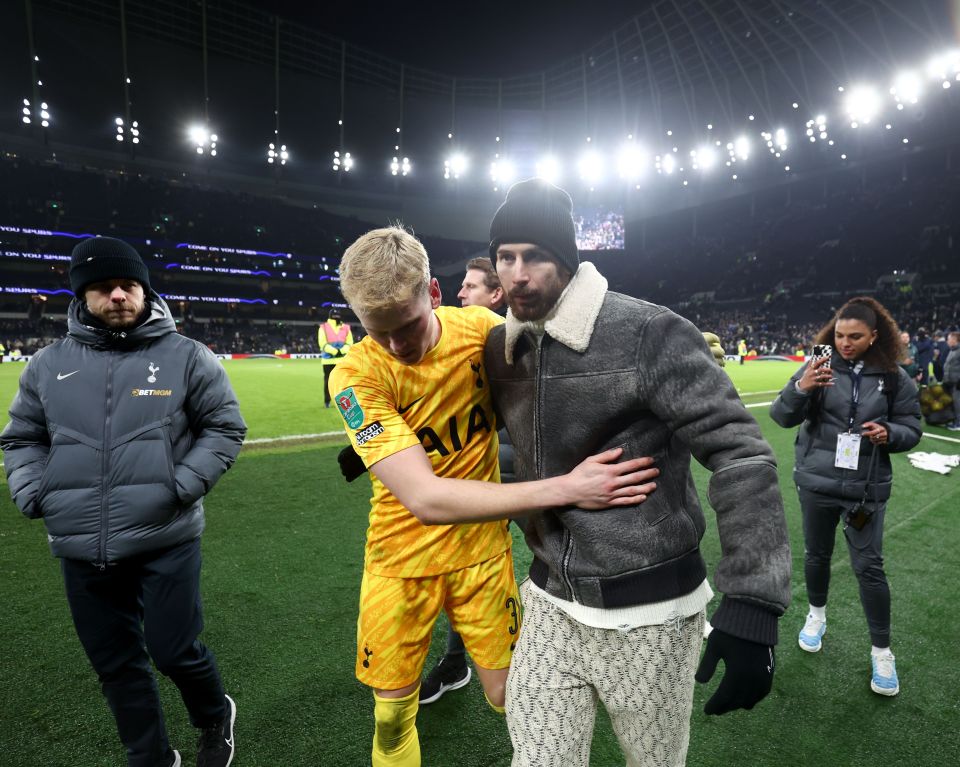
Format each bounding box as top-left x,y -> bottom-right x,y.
503,261 -> 608,364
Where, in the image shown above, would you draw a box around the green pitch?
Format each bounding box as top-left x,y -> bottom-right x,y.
1,358 -> 958,766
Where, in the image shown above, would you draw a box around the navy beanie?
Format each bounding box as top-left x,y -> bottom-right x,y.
488,178 -> 579,276
69,237 -> 151,296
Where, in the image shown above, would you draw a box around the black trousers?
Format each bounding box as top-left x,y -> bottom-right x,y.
798,488 -> 891,647
62,538 -> 226,767
323,362 -> 335,405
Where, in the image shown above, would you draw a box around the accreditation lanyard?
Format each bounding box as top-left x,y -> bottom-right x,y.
846,367 -> 863,432
835,363 -> 865,470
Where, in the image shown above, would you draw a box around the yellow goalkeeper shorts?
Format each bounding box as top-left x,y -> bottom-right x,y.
356,549 -> 521,690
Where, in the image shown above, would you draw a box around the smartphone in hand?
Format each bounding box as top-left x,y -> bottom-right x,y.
811,344 -> 833,364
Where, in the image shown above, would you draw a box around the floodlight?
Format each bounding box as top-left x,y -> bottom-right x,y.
844,85 -> 882,125
925,50 -> 960,80
774,128 -> 788,151
661,153 -> 676,174
891,71 -> 923,104
535,156 -> 561,184
443,152 -> 468,179
577,150 -> 605,184
391,156 -> 412,177
616,143 -> 646,181
734,135 -> 750,160
490,158 -> 516,186
188,125 -> 209,146
693,146 -> 716,170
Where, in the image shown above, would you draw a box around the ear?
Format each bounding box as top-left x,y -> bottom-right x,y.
428,277 -> 442,309
491,286 -> 504,304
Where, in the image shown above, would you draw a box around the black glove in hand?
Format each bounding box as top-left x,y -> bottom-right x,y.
694,629 -> 775,715
337,445 -> 367,482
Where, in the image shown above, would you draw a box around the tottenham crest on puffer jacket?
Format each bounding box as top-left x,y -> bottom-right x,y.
1,294 -> 246,565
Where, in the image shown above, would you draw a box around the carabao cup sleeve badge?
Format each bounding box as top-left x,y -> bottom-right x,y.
335,387 -> 365,429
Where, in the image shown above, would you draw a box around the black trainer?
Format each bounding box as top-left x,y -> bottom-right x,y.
197,694 -> 236,767
419,655 -> 472,705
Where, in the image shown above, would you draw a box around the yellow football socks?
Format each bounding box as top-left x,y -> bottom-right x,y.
372,687 -> 420,766
484,692 -> 506,715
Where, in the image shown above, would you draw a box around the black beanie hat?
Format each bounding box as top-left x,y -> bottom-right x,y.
489,178 -> 579,276
69,237 -> 151,296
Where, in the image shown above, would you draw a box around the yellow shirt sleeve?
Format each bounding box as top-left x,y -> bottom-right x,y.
329,356 -> 421,467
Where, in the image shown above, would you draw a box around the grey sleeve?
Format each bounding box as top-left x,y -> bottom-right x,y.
883,369 -> 922,453
637,310 -> 791,645
174,345 -> 247,505
0,359 -> 50,518
769,365 -> 814,428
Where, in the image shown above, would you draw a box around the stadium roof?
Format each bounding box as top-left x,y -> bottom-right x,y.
248,0 -> 647,79
34,0 -> 949,128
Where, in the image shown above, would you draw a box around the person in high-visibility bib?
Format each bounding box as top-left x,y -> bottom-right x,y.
319,308 -> 354,407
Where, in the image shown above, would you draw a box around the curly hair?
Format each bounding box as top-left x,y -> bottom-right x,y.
813,295 -> 903,371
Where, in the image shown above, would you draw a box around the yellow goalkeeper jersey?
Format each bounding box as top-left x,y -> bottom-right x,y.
329,304 -> 509,577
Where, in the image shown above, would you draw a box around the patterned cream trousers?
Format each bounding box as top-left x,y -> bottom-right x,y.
506,580 -> 705,767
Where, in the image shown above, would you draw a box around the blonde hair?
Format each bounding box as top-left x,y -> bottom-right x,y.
339,225 -> 431,311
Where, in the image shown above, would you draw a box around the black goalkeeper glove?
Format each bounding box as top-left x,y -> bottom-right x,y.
694,628 -> 775,715
337,445 -> 368,482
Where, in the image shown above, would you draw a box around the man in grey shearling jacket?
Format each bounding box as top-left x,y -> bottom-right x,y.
1,237 -> 246,767
484,179 -> 791,767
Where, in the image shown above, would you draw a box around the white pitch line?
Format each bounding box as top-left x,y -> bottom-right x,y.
739,389 -> 784,396
244,431 -> 344,445
744,401 -> 960,445
918,431 -> 960,445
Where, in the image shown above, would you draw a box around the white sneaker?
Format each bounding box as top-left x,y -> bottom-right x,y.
798,613 -> 826,652
871,651 -> 900,696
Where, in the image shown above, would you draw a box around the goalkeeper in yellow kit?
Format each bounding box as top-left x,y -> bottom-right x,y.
329,226 -> 659,767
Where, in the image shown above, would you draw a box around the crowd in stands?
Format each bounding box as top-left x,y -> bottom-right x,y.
608,152 -> 960,307
675,289 -> 960,361
574,210 -> 625,250
2,147 -> 958,357
0,155 -> 480,318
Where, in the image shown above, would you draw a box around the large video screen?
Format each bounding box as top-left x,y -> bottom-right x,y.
574,208 -> 624,251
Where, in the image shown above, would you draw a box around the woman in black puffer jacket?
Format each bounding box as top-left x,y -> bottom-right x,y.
770,296 -> 921,698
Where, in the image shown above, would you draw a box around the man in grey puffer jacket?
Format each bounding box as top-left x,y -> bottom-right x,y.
1,237 -> 246,767
484,179 -> 791,767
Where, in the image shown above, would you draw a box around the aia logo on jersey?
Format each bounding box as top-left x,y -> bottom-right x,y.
417,404 -> 492,456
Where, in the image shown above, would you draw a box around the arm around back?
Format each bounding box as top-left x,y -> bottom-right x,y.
371,444 -> 657,525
